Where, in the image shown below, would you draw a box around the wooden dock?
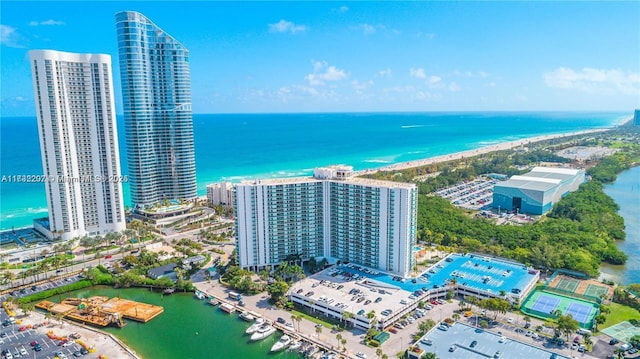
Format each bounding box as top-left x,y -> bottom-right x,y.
36,296 -> 163,327
101,297 -> 164,323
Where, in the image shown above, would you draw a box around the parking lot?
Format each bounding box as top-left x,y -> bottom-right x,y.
0,303 -> 90,359
434,177 -> 497,210
7,274 -> 82,300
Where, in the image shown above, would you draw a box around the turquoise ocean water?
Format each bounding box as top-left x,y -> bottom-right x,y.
0,112 -> 628,230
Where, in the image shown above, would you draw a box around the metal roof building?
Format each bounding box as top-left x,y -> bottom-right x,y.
492,167 -> 585,215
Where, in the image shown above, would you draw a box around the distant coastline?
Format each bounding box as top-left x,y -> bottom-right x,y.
0,112 -> 629,230
369,128 -> 611,174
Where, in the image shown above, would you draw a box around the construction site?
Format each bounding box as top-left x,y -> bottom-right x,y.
36,296 -> 164,328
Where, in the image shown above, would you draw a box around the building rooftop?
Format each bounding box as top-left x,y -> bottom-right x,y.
238,170 -> 416,189
495,167 -> 582,192
289,266 -> 413,322
422,254 -> 538,296
416,322 -> 571,359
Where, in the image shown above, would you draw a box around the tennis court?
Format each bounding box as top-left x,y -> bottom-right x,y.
522,289 -> 599,328
602,321 -> 640,343
565,302 -> 594,324
584,283 -> 610,299
554,277 -> 580,292
529,294 -> 560,313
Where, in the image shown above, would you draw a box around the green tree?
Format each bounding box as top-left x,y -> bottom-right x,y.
267,280 -> 289,302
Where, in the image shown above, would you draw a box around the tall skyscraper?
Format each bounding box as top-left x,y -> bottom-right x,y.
29,50 -> 125,240
235,166 -> 418,277
115,11 -> 197,208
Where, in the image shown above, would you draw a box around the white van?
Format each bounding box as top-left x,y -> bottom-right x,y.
577,328 -> 592,335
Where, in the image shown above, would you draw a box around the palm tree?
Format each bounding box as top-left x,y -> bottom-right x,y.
315,325 -> 322,339
336,333 -> 343,347
376,348 -> 383,359
452,313 -> 460,322
341,338 -> 347,352
294,315 -> 302,331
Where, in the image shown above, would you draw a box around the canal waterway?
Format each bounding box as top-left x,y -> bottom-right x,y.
60,286 -> 301,359
600,166 -> 640,285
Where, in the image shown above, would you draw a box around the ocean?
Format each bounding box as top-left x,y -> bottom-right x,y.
0,112 -> 628,230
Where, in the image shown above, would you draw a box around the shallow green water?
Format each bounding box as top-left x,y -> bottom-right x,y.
58,286 -> 301,359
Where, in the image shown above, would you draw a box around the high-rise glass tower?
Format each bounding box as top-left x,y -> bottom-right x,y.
29,50 -> 125,240
115,11 -> 197,208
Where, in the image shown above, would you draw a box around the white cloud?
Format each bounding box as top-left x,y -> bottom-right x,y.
544,67 -> 640,95
416,32 -> 436,39
0,24 -> 24,48
428,76 -> 441,85
378,68 -> 392,77
448,82 -> 461,92
337,6 -> 349,13
269,20 -> 307,34
383,85 -> 415,93
305,61 -> 349,86
410,68 -> 426,79
351,80 -> 374,91
360,24 -> 377,35
29,19 -> 66,26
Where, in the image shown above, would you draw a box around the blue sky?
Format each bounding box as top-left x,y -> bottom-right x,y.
1,1 -> 639,115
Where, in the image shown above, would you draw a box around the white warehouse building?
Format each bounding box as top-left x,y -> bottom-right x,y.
234,165 -> 418,278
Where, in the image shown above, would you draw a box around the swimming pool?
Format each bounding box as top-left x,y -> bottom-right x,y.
337,253 -> 537,295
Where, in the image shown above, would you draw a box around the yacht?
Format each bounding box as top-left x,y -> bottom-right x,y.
207,298 -> 219,306
287,341 -> 301,352
194,290 -> 205,300
245,318 -> 265,334
250,324 -> 276,341
270,335 -> 292,352
239,311 -> 255,322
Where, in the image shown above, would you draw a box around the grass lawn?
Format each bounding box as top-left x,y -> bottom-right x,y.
600,302 -> 640,330
291,309 -> 336,329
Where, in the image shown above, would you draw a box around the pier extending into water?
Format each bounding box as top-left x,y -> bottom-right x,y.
36,296 -> 163,327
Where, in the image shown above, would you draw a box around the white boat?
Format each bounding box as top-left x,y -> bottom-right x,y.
194,290 -> 205,300
219,303 -> 235,313
207,298 -> 219,306
270,335 -> 292,352
239,311 -> 255,322
250,324 -> 276,341
287,341 -> 301,351
245,318 -> 265,334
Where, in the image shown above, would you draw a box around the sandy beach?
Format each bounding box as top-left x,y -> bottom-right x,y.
367,128 -> 608,173
13,311 -> 138,359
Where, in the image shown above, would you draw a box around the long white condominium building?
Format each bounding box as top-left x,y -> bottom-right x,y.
207,182 -> 234,209
116,11 -> 197,208
235,166 -> 418,277
29,50 -> 125,240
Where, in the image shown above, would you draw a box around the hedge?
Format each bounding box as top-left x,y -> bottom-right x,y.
18,280 -> 93,304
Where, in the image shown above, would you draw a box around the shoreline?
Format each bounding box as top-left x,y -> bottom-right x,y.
0,118 -> 626,232
368,128 -> 609,174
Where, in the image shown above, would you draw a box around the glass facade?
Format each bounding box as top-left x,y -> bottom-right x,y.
116,11 -> 196,207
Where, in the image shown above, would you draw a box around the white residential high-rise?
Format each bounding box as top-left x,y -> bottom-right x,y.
206,182 -> 234,209
235,166 -> 418,277
29,50 -> 125,240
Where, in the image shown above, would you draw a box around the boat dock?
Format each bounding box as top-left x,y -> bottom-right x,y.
36,296 -> 163,327
195,286 -> 354,358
